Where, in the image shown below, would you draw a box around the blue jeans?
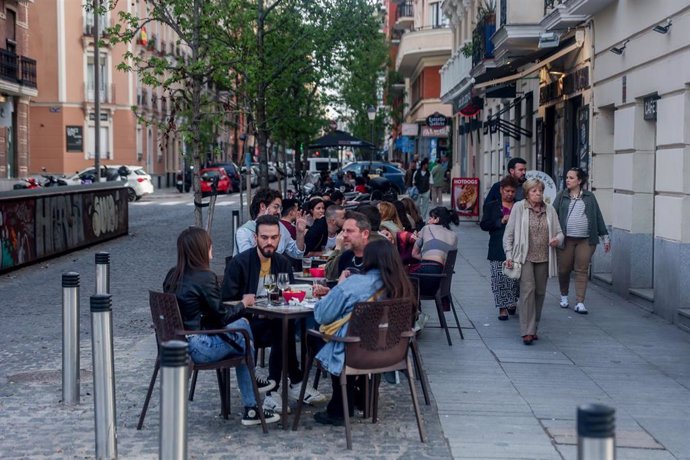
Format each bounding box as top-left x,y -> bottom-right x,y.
187,318 -> 257,408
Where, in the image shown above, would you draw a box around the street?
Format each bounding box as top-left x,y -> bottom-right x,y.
1,189 -> 690,458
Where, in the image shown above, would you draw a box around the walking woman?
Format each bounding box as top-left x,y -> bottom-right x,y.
480,176 -> 520,320
163,227 -> 280,426
553,167 -> 610,314
312,239 -> 415,425
503,179 -> 564,345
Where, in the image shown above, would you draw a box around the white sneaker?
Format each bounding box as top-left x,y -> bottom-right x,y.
574,303 -> 588,315
262,392 -> 291,414
559,295 -> 569,308
288,381 -> 327,404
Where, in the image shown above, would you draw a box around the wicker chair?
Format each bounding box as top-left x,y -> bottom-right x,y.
136,291 -> 269,433
292,297 -> 426,450
409,249 -> 463,346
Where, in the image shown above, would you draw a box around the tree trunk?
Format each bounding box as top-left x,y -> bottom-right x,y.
191,0 -> 204,227
256,0 -> 270,190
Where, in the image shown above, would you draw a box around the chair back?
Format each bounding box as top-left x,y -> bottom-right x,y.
149,291 -> 187,344
345,297 -> 415,370
438,249 -> 457,297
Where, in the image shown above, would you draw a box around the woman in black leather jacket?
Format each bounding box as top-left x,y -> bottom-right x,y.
163,226 -> 279,426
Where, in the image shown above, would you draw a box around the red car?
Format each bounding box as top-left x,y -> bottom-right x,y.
200,167 -> 232,196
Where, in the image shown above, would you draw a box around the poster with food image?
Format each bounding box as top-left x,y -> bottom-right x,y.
452,177 -> 480,219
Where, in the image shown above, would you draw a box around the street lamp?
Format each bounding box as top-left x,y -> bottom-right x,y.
367,106 -> 376,162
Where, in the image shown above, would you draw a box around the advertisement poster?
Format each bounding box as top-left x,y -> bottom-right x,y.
452,177 -> 480,219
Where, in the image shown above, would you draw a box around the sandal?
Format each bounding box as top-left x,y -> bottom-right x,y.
522,335 -> 534,345
507,306 -> 517,315
498,308 -> 509,321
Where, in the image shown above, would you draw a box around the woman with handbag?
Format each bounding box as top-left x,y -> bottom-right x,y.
163,226 -> 280,426
503,179 -> 564,345
480,176 -> 520,321
553,167 -> 610,314
312,239 -> 415,426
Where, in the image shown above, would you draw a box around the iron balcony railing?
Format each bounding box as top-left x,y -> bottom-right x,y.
0,49 -> 37,88
544,0 -> 567,14
396,1 -> 413,21
472,15 -> 496,67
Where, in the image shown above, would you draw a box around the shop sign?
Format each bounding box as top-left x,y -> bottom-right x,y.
425,112 -> 449,128
421,126 -> 450,137
525,170 -> 557,206
401,123 -> 419,136
643,95 -> 659,121
541,66 -> 590,104
577,105 -> 590,172
452,177 -> 480,219
66,126 -> 84,152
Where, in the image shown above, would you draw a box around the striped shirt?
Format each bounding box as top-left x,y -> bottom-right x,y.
566,197 -> 589,238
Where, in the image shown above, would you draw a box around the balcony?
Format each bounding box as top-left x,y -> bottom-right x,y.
394,1 -> 414,31
470,15 -> 496,76
0,49 -> 38,91
492,0 -> 545,65
440,48 -> 472,103
84,82 -> 114,103
396,26 -> 452,76
542,0 -> 614,30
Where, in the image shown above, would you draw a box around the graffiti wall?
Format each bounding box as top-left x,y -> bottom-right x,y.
0,185 -> 128,273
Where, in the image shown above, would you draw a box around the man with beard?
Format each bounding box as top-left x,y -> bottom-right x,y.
222,215 -> 325,414
484,157 -> 527,206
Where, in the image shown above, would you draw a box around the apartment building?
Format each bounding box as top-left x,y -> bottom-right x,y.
28,1 -> 188,186
0,0 -> 37,179
390,0 -> 453,164
440,0 -> 690,328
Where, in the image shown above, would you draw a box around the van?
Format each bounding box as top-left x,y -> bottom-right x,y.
307,157 -> 341,174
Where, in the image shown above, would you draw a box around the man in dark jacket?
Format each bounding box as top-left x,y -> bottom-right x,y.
221,215 -> 325,414
484,157 -> 527,207
413,158 -> 431,218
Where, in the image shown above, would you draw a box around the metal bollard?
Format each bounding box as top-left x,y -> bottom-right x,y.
90,294 -> 117,460
577,404 -> 615,460
231,210 -> 240,253
62,272 -> 80,405
160,340 -> 189,460
95,252 -> 110,295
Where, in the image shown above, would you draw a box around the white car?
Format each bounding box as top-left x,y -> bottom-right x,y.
68,165 -> 154,202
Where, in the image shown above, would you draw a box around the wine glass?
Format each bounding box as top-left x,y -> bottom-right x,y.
263,274 -> 276,294
277,273 -> 290,292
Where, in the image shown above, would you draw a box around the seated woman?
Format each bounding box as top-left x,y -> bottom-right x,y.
163,226 -> 280,426
311,239 -> 415,426
304,197 -> 328,255
377,201 -> 404,233
409,207 -> 459,296
401,196 -> 424,232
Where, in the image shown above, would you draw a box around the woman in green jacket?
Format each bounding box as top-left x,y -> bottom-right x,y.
553,167 -> 610,315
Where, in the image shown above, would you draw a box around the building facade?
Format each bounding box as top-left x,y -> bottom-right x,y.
440,0 -> 690,329
27,1 -> 193,187
0,0 -> 37,179
389,0 -> 453,164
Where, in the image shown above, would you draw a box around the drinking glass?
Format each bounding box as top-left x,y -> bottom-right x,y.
313,279 -> 327,298
277,273 -> 290,292
263,274 -> 276,294
302,257 -> 313,276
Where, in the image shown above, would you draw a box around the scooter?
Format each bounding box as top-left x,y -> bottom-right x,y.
12,177 -> 42,190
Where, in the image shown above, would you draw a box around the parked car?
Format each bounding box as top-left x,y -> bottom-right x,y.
67,165 -> 154,202
208,162 -> 242,193
252,162 -> 278,182
240,165 -> 259,188
199,167 -> 232,196
335,161 -> 405,194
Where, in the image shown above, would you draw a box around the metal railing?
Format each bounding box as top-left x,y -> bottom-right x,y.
0,49 -> 38,88
472,16 -> 496,67
20,56 -> 37,88
396,1 -> 413,22
544,0 -> 567,14
440,47 -> 473,98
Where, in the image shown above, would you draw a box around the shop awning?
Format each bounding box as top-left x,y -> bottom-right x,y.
474,40 -> 583,90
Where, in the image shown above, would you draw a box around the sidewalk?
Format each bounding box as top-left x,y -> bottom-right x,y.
419,221 -> 690,459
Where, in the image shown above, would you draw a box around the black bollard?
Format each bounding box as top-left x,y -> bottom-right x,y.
160,340 -> 189,460
90,294 -> 117,459
62,272 -> 80,405
95,252 -> 110,295
577,404 -> 615,460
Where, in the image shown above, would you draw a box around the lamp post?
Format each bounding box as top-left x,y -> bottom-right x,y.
367,105 -> 376,162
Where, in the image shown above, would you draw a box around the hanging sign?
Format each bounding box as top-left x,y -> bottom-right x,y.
426,112 -> 449,128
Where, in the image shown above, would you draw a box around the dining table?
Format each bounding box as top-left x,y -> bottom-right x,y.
228,299 -> 316,429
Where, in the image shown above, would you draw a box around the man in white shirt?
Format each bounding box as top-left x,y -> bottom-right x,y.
234,188 -> 307,258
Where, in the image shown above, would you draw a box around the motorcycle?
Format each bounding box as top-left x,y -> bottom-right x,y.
12,177 -> 42,190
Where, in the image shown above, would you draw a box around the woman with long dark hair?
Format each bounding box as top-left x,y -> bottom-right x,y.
312,239 -> 414,426
401,196 -> 424,231
163,226 -> 280,426
409,206 -> 459,295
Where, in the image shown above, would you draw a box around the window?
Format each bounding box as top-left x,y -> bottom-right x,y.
429,2 -> 448,28
87,53 -> 108,102
6,9 -> 17,53
87,126 -> 111,160
84,8 -> 109,35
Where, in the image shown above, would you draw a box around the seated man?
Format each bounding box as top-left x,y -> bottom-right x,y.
222,215 -> 325,413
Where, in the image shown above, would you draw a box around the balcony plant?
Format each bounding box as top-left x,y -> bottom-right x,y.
477,0 -> 496,23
